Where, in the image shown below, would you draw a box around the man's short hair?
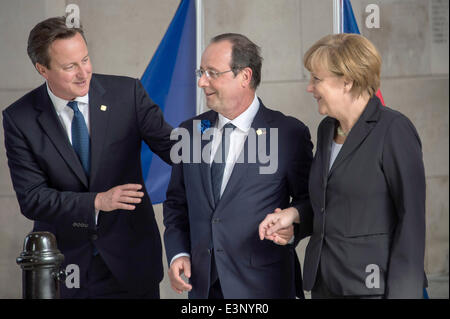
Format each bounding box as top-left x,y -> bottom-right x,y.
211,33 -> 263,89
27,16 -> 86,69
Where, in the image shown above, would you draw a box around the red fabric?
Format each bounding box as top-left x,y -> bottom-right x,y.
376,89 -> 385,106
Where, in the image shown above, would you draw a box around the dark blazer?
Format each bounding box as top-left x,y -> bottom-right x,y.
163,100 -> 314,299
3,74 -> 173,298
302,96 -> 426,298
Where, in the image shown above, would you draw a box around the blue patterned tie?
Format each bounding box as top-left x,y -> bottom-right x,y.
211,122 -> 235,206
67,101 -> 90,177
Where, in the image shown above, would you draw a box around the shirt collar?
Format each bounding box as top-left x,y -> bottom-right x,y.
46,82 -> 89,113
217,94 -> 260,132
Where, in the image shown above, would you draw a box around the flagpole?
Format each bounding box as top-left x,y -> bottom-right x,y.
195,0 -> 204,115
333,0 -> 342,34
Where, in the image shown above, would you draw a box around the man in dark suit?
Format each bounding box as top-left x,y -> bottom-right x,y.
2,17 -> 173,298
163,33 -> 313,299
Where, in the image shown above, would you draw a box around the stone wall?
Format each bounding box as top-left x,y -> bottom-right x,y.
0,0 -> 447,298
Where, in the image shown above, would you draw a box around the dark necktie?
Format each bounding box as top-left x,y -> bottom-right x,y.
211,122 -> 235,206
67,101 -> 90,177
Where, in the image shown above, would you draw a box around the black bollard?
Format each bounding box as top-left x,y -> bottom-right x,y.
16,231 -> 65,299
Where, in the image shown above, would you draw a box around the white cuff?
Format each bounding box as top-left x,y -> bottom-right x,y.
170,253 -> 190,267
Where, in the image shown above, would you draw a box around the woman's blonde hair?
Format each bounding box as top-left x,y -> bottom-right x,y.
303,33 -> 381,98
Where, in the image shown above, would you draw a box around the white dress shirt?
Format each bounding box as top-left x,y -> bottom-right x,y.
210,94 -> 260,195
170,95 -> 260,266
46,83 -> 90,142
46,83 -> 99,224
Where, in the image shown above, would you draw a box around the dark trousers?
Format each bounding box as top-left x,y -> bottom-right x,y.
72,254 -> 159,299
208,279 -> 224,299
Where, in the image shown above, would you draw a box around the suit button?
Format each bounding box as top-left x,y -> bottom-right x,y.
321,207 -> 324,212
91,234 -> 98,241
212,218 -> 220,223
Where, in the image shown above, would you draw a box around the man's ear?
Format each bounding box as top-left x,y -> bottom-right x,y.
241,67 -> 253,88
35,63 -> 49,79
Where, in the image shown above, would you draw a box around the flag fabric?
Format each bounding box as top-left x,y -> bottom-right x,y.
342,0 -> 428,299
342,0 -> 360,34
140,0 -> 197,204
341,0 -> 385,105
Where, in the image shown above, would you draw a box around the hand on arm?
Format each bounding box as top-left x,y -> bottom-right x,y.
258,207 -> 299,245
268,222 -> 294,245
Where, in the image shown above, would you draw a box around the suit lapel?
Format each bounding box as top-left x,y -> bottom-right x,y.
328,98 -> 380,177
198,111 -> 217,209
218,137 -> 249,207
320,118 -> 336,184
36,84 -> 88,188
88,76 -> 109,185
219,100 -> 271,208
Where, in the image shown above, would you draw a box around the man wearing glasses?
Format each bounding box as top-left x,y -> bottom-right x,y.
163,33 -> 314,298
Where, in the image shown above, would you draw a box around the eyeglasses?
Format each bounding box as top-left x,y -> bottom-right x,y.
195,69 -> 234,79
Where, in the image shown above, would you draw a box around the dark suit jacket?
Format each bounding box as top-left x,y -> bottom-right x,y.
3,74 -> 173,298
303,96 -> 426,298
163,100 -> 313,298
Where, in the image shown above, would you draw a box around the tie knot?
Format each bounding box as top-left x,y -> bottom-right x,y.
222,122 -> 235,131
67,101 -> 80,112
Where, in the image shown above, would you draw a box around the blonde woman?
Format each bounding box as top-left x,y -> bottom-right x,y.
259,33 -> 426,299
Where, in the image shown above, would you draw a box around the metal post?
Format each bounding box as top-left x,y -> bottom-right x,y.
195,0 -> 205,115
333,0 -> 342,34
16,232 -> 65,299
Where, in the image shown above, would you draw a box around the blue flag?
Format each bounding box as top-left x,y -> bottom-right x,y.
140,0 -> 197,204
342,0 -> 360,33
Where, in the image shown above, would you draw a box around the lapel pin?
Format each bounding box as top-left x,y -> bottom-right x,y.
100,105 -> 107,111
256,129 -> 266,135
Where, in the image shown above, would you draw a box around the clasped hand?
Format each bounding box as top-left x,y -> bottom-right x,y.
258,207 -> 299,245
